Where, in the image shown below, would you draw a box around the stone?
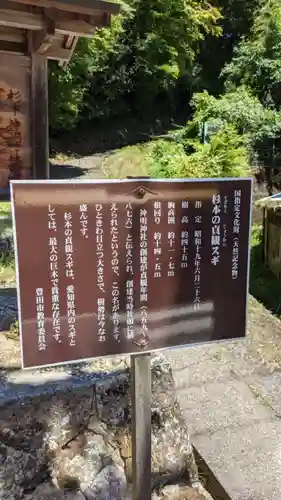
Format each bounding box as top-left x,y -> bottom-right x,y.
0,236 -> 13,255
93,355 -> 195,479
0,443 -> 46,500
115,429 -> 131,460
248,371 -> 281,417
0,295 -> 18,330
24,483 -> 85,499
83,465 -> 127,500
152,484 -> 206,500
0,355 -> 202,500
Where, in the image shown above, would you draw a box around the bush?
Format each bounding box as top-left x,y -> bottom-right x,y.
189,87 -> 281,145
145,140 -> 189,178
184,124 -> 250,178
146,124 -> 250,179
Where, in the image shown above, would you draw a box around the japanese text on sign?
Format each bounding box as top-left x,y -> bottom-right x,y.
11,178 -> 252,369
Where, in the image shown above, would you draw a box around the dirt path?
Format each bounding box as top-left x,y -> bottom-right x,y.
50,153 -> 110,180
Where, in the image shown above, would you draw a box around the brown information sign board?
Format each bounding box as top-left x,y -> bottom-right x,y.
11,178 -> 252,369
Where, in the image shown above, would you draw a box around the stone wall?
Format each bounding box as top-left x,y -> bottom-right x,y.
0,355 -> 210,500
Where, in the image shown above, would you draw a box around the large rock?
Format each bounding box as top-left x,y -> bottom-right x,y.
152,484 -> 209,500
0,295 -> 18,330
24,483 -> 85,500
0,355 -> 202,499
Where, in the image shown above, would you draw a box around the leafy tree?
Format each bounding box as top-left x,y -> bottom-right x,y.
196,0 -> 259,94
49,0 -> 221,132
48,40 -> 92,133
188,87 -> 281,144
48,15 -> 125,132
222,0 -> 281,108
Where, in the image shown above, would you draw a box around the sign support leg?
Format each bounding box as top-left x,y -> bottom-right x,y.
131,353 -> 152,500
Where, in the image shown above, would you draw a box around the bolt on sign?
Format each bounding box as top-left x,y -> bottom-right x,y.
11,178 -> 252,370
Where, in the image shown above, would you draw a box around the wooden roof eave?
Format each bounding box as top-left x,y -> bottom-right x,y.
0,0 -> 120,61
1,0 -> 120,38
8,0 -> 120,17
0,7 -> 107,37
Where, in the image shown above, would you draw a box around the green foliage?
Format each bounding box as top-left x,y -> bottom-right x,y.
48,40 -> 93,132
146,123 -> 250,179
48,0 -> 281,183
196,0 -> 259,94
102,145 -> 148,178
250,224 -> 281,317
85,0 -> 221,118
49,15 -> 125,132
183,124 -> 250,177
222,0 -> 281,107
145,140 -> 189,178
191,87 -> 265,132
189,87 -> 281,145
49,0 -> 221,132
0,248 -> 14,269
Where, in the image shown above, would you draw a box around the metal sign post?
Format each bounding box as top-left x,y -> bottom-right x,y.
131,353 -> 152,500
128,176 -> 152,500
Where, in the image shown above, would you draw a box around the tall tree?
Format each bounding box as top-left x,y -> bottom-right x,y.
196,0 -> 259,95
49,0 -> 221,132
222,0 -> 281,108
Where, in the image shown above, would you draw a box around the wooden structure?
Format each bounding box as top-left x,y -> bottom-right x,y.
256,193 -> 281,277
0,0 -> 119,195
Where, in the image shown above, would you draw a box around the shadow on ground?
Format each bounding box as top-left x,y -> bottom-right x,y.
0,287 -> 16,297
49,112 -> 187,159
50,163 -> 87,179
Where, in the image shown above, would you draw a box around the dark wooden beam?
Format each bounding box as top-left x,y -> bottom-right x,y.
8,0 -> 120,16
0,39 -> 26,54
30,48 -> 49,179
0,7 -> 42,30
64,34 -> 74,49
0,25 -> 26,43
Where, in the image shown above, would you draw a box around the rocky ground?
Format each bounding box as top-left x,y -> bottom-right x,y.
2,293 -> 281,499
0,354 -> 210,500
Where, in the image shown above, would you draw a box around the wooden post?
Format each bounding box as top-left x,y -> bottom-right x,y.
131,353 -> 152,500
30,47 -> 49,179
